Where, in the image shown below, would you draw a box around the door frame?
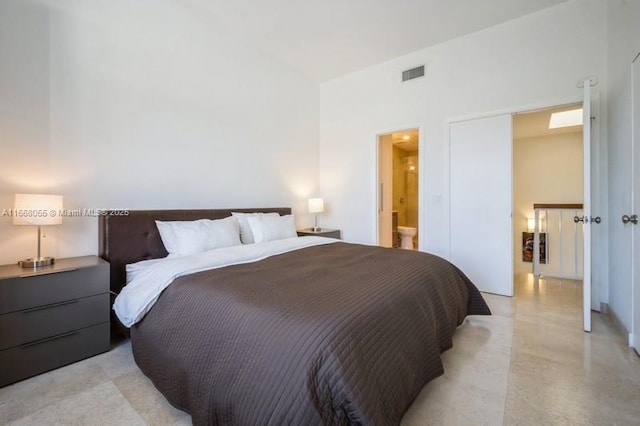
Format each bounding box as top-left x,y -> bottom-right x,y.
444,93 -> 604,309
375,124 -> 424,249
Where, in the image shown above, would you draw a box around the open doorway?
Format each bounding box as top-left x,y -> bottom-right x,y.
377,129 -> 419,250
512,103 -> 584,302
449,86 -> 600,331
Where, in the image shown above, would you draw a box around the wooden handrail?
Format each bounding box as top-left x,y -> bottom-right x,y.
533,203 -> 583,210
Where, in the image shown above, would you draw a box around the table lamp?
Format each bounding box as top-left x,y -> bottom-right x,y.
308,198 -> 324,232
13,193 -> 63,268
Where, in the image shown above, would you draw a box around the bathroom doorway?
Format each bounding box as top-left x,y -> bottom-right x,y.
377,129 -> 419,250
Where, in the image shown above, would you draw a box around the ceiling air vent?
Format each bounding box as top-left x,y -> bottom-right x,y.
402,65 -> 425,82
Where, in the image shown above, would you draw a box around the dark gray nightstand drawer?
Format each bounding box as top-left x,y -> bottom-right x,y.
0,293 -> 110,350
0,322 -> 110,387
0,264 -> 109,314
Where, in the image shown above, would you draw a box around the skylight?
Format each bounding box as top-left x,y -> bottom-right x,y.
548,108 -> 583,129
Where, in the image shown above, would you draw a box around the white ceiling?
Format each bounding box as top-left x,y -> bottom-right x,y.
184,0 -> 567,82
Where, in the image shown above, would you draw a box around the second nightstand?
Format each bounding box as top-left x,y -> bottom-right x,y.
297,228 -> 341,239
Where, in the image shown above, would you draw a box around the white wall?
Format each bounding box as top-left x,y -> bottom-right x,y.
319,0 -> 607,293
513,132 -> 583,275
0,0 -> 320,264
605,0 -> 640,333
0,1 -> 54,262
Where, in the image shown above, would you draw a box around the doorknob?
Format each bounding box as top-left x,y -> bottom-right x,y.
622,214 -> 638,225
573,216 -> 589,223
591,216 -> 601,224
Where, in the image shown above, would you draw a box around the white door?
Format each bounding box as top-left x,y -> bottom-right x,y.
581,78 -> 605,332
450,114 -> 513,296
581,80 -> 593,332
631,57 -> 640,352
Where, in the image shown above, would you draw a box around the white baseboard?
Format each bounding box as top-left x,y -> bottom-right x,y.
606,305 -> 631,347
600,302 -> 608,314
630,334 -> 640,356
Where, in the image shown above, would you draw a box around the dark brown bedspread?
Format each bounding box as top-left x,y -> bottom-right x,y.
131,242 -> 490,425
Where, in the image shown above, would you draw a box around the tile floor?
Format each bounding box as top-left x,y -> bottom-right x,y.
1,274 -> 638,425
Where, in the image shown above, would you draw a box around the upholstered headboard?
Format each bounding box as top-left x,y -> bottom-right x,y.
98,208 -> 291,297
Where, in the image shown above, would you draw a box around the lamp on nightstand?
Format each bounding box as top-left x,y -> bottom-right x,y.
13,193 -> 63,268
308,198 -> 324,232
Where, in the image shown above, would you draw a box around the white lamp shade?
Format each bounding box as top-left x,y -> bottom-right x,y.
13,194 -> 63,226
527,218 -> 536,232
527,218 -> 544,232
308,198 -> 324,214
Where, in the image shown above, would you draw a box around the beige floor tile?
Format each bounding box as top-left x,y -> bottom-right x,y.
402,304 -> 512,425
482,292 -> 516,318
402,374 -> 505,426
504,392 -> 590,426
6,381 -> 145,426
440,342 -> 510,393
513,319 -> 590,356
513,319 -> 640,381
505,353 -> 595,424
504,275 -> 640,426
454,315 -> 514,356
504,351 -> 640,425
113,369 -> 191,425
0,360 -> 110,424
93,338 -> 139,379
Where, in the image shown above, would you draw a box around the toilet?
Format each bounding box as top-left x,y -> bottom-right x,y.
397,226 -> 417,250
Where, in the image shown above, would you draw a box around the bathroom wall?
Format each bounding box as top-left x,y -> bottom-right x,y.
392,147 -> 418,245
405,151 -> 419,230
392,146 -> 407,225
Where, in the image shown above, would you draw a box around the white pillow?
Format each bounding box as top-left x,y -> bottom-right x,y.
156,220 -> 205,257
155,216 -> 241,257
231,212 -> 279,244
246,214 -> 297,243
199,216 -> 242,249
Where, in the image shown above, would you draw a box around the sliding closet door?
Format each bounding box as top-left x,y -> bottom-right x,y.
450,114 -> 513,296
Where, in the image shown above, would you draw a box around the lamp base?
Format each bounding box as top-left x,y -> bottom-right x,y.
312,227 -> 322,232
19,257 -> 55,269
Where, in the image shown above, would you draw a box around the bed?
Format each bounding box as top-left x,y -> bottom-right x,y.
99,208 -> 490,425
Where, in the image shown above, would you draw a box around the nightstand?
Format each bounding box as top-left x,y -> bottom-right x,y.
0,256 -> 110,387
297,228 -> 341,239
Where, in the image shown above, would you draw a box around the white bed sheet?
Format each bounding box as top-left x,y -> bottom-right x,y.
113,236 -> 338,327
